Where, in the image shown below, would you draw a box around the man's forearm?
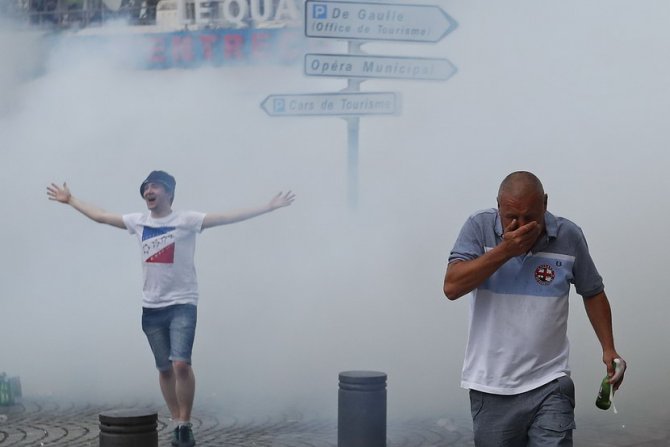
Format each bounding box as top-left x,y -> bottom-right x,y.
583,291 -> 616,353
202,204 -> 273,229
68,196 -> 105,222
68,196 -> 125,228
444,245 -> 512,300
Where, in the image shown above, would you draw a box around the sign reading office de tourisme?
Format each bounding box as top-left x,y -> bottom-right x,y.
304,0 -> 458,43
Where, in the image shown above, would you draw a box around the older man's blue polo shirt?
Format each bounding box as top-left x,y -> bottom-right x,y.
449,209 -> 604,394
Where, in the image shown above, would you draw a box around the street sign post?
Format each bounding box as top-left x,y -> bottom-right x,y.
305,0 -> 458,42
304,53 -> 457,81
262,1 -> 459,209
261,92 -> 401,117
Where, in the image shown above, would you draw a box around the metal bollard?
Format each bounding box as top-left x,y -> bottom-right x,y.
338,370 -> 387,447
99,409 -> 158,447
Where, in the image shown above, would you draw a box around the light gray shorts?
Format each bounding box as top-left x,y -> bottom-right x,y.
469,375 -> 576,447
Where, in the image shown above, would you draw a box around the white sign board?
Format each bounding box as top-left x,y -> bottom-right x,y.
261,92 -> 401,116
304,0 -> 458,42
305,53 -> 457,81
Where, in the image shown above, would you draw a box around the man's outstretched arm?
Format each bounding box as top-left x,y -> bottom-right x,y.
47,182 -> 126,229
201,191 -> 295,230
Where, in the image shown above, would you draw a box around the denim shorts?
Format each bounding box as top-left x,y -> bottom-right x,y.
142,304 -> 197,371
469,375 -> 576,447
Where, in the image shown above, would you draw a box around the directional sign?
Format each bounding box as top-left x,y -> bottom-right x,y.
261,92 -> 401,117
305,53 -> 457,81
305,0 -> 458,42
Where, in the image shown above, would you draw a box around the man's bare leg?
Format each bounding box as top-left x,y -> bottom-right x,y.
159,368 -> 180,419
173,361 -> 195,422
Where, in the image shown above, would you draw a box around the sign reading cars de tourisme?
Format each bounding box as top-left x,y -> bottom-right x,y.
261,92 -> 401,117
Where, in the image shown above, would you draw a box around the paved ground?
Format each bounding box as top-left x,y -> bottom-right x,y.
0,399 -> 473,447
1,399 -> 669,446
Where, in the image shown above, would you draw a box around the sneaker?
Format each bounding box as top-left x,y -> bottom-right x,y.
178,423 -> 196,447
171,426 -> 180,446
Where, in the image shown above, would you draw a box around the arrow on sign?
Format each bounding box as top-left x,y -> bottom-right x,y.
305,53 -> 457,81
261,92 -> 401,117
305,0 -> 458,43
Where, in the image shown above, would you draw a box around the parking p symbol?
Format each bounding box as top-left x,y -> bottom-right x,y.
312,3 -> 327,19
273,98 -> 286,113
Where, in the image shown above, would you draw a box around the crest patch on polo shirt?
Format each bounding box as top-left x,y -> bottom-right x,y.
534,264 -> 555,285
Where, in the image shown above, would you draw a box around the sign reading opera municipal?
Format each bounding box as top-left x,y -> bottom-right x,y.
304,0 -> 458,43
304,53 -> 457,81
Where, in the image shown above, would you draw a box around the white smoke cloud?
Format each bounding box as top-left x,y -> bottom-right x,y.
1,1 -> 669,430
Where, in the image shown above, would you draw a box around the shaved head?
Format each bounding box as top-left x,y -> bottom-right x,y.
498,171 -> 545,202
496,171 -> 548,242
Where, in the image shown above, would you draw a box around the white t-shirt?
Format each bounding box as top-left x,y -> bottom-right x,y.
122,211 -> 206,308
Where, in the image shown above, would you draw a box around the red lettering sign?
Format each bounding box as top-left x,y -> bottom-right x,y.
148,37 -> 167,64
251,31 -> 271,58
223,34 -> 244,60
200,34 -> 217,60
172,35 -> 194,63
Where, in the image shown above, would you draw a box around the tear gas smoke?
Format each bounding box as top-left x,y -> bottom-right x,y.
1,1 -> 669,426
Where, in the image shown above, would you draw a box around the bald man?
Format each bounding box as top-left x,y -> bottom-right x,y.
444,171 -> 625,447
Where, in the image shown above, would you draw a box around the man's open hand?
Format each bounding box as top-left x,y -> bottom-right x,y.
47,182 -> 72,204
502,219 -> 541,256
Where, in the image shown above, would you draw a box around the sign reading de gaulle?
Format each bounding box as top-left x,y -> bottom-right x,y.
304,0 -> 458,42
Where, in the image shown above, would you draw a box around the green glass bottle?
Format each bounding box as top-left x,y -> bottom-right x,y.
596,358 -> 624,411
595,375 -> 612,410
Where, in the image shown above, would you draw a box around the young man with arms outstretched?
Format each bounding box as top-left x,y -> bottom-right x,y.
47,170 -> 295,447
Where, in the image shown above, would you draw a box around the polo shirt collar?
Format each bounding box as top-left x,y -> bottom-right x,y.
544,211 -> 558,239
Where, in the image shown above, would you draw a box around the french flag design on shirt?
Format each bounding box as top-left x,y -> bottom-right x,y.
141,226 -> 176,264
